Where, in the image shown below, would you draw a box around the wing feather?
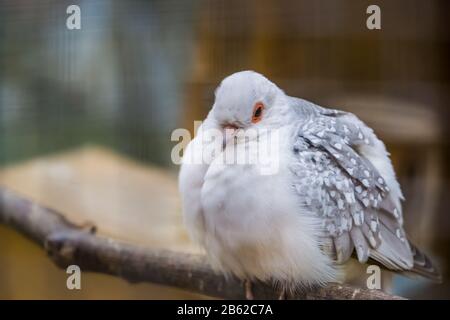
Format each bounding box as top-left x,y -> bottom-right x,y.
290,98 -> 414,271
289,97 -> 440,280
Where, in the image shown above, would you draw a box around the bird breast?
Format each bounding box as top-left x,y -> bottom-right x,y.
197,128 -> 337,283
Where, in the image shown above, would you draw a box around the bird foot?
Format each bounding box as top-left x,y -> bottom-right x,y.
244,279 -> 254,300
278,287 -> 287,300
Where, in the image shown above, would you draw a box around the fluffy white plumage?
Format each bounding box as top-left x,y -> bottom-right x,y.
179,71 -> 440,291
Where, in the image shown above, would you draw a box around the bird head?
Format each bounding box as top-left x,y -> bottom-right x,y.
211,71 -> 287,132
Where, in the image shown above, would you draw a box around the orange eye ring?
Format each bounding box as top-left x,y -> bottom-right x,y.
251,102 -> 264,124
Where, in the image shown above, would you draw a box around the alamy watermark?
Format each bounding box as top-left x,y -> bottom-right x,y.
366,5 -> 381,30
366,265 -> 381,289
66,5 -> 81,30
171,121 -> 281,176
66,264 -> 81,290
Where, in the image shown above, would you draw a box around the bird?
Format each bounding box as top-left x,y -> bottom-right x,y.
178,70 -> 441,299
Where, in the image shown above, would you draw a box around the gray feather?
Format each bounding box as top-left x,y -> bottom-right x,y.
289,97 -> 412,269
288,97 -> 442,280
350,227 -> 369,263
408,242 -> 442,282
334,232 -> 354,264
371,223 -> 413,269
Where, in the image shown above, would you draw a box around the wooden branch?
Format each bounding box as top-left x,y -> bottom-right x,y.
0,186 -> 404,300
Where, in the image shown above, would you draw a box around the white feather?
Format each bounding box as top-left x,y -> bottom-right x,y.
179,70 -> 421,289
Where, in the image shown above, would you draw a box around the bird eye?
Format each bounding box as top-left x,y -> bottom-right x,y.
251,102 -> 264,123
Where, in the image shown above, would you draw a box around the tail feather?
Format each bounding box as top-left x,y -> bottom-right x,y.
407,242 -> 442,283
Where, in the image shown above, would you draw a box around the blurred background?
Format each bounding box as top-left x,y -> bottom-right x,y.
0,0 -> 449,299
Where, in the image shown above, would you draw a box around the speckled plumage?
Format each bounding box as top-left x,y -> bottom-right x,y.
179,71 -> 441,291
289,97 -> 411,269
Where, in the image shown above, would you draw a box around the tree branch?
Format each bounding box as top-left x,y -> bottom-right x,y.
0,186 -> 404,300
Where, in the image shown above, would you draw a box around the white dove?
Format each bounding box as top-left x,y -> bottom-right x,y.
179,70 -> 440,298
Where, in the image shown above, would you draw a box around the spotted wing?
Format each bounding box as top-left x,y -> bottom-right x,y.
290,111 -> 414,271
